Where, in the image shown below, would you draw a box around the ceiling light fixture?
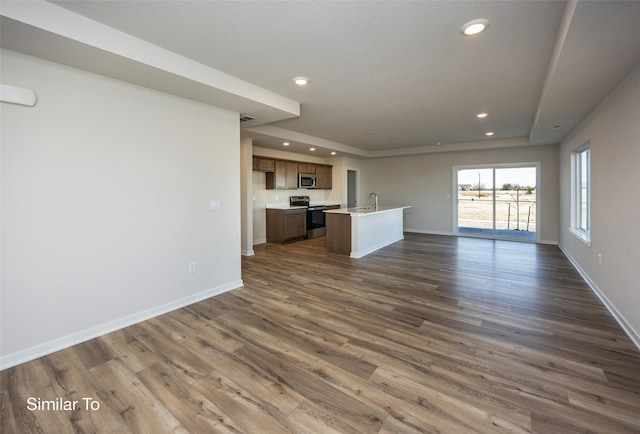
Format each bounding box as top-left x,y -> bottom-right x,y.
331,151 -> 337,155
283,142 -> 290,146
485,131 -> 495,136
477,112 -> 488,118
293,77 -> 309,86
461,19 -> 489,36
309,147 -> 316,151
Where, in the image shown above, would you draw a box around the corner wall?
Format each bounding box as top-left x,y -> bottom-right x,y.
559,62 -> 640,345
1,49 -> 242,368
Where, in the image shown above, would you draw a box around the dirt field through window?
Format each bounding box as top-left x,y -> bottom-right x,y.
457,190 -> 536,232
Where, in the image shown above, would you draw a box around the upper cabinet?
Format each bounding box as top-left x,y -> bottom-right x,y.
298,162 -> 316,174
316,164 -> 332,189
256,156 -> 332,190
266,160 -> 298,189
253,157 -> 275,172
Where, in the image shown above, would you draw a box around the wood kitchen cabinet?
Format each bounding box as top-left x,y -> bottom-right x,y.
316,164 -> 332,189
298,162 -> 316,174
266,208 -> 307,242
253,157 -> 275,172
266,160 -> 298,189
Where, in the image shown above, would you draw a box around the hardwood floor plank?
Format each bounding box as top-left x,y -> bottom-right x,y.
98,328 -> 160,374
136,362 -> 245,433
89,359 -> 182,433
178,336 -> 305,414
191,372 -> 295,433
234,344 -> 386,433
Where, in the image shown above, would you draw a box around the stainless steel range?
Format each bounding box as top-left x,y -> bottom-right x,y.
289,196 -> 341,239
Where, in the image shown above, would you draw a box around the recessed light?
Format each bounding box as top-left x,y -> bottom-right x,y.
461,19 -> 489,36
435,142 -> 442,146
309,147 -> 316,151
477,113 -> 488,118
485,131 -> 495,136
293,76 -> 309,86
282,142 -> 290,146
330,151 -> 337,155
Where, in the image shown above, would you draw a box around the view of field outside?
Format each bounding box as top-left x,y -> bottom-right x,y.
457,167 -> 537,240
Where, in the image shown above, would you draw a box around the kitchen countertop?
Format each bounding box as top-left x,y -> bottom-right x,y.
324,205 -> 411,216
266,202 -> 341,210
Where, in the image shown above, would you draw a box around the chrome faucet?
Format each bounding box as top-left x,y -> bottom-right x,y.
369,192 -> 378,209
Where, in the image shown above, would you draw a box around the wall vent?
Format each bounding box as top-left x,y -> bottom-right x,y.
240,114 -> 257,122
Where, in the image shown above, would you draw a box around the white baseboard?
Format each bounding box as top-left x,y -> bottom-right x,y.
0,280 -> 243,371
404,228 -> 454,236
241,249 -> 255,256
539,239 -> 559,245
253,238 -> 267,245
405,229 -> 558,245
559,245 -> 640,350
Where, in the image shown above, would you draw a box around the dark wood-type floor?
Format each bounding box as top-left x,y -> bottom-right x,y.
2,233 -> 640,433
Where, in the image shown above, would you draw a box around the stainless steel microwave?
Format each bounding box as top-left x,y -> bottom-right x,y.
299,173 -> 317,188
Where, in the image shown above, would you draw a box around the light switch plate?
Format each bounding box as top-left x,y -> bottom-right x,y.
210,200 -> 221,209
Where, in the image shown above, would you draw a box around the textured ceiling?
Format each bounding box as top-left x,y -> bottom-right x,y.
7,1 -> 640,157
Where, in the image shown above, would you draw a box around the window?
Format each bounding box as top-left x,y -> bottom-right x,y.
571,144 -> 590,245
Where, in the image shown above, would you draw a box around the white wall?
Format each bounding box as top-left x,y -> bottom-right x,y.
360,145 -> 560,243
559,62 -> 640,345
1,49 -> 242,368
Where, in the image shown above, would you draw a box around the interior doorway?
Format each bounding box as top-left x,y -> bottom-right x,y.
347,169 -> 358,208
454,164 -> 538,241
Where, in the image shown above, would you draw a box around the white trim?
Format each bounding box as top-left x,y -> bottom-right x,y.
0,280 -> 243,371
253,238 -> 267,246
569,227 -> 591,247
404,229 -> 558,245
559,245 -> 640,351
405,228 -> 455,236
241,249 -> 255,256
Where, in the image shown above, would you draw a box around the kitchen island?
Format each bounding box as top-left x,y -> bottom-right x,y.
324,206 -> 410,258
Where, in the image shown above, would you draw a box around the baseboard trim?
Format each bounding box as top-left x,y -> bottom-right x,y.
404,229 -> 558,245
404,229 -> 454,236
241,249 -> 255,256
558,245 -> 640,350
0,279 -> 243,371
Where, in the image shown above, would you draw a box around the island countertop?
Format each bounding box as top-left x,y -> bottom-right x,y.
324,205 -> 411,215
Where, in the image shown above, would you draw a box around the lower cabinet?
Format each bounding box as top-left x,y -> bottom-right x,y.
266,208 -> 307,243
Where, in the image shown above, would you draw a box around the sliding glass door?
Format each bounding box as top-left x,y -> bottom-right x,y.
455,164 -> 538,241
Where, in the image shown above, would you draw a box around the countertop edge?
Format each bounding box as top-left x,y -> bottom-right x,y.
324,206 -> 411,216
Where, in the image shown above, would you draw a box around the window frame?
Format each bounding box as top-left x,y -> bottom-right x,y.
570,143 -> 591,246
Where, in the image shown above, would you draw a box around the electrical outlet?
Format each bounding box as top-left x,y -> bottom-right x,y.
189,262 -> 197,273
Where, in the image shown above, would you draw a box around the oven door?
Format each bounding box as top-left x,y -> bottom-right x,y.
306,206 -> 327,238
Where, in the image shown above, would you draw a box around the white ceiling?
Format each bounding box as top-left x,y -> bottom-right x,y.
3,1 -> 640,158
